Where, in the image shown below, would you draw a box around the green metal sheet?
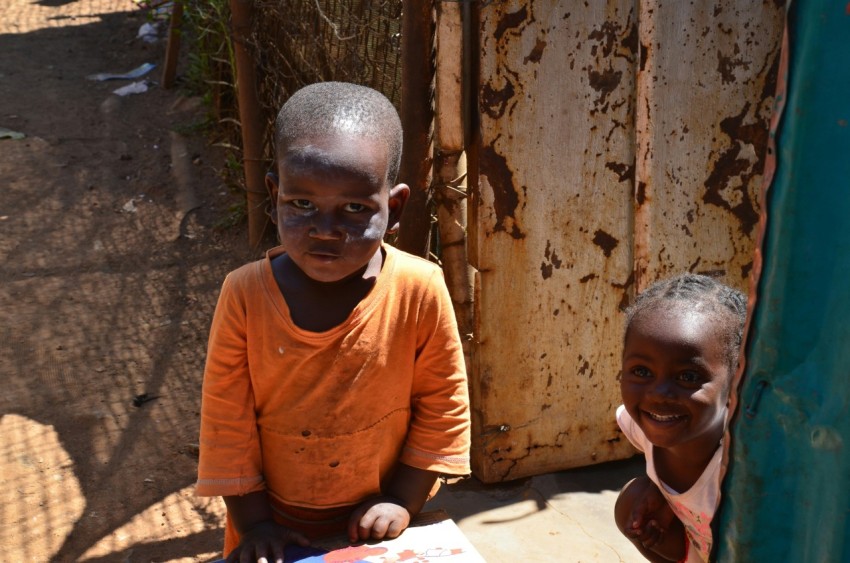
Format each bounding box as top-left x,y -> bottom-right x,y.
716,1 -> 850,561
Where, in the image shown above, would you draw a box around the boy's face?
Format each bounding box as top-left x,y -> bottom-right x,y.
266,133 -> 409,283
620,306 -> 730,456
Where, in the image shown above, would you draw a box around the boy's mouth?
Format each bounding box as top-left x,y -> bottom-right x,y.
307,247 -> 341,259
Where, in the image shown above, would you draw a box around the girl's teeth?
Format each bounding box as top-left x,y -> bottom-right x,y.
649,412 -> 681,422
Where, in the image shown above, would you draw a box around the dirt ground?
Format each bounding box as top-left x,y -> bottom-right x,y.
0,1 -> 260,561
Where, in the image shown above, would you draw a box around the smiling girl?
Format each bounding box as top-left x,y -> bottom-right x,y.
614,274 -> 747,562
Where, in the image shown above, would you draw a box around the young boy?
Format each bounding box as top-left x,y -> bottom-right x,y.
196,82 -> 471,562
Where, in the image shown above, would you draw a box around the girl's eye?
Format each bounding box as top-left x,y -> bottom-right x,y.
290,199 -> 313,210
631,366 -> 652,379
679,371 -> 702,384
343,203 -> 367,213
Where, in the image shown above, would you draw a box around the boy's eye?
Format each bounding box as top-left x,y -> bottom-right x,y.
290,199 -> 314,210
343,203 -> 367,213
631,366 -> 652,379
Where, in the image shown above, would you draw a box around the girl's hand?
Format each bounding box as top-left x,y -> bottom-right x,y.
625,481 -> 675,548
626,480 -> 685,561
347,496 -> 411,543
225,520 -> 310,563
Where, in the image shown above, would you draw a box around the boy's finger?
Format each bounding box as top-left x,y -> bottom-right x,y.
347,507 -> 368,541
241,544 -> 260,563
352,509 -> 377,542
270,542 -> 285,563
286,530 -> 311,547
368,515 -> 391,540
385,518 -> 405,539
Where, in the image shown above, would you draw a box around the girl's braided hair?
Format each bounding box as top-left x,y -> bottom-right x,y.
625,273 -> 748,372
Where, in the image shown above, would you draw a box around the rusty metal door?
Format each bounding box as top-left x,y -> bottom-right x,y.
469,1 -> 784,482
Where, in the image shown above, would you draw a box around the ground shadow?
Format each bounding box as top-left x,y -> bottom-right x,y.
1,3 -> 249,562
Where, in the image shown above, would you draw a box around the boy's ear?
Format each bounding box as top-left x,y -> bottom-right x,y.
265,172 -> 279,224
386,183 -> 410,234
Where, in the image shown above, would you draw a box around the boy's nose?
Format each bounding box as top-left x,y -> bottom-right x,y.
309,213 -> 343,239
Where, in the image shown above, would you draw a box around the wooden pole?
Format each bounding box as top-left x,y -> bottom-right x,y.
229,0 -> 268,251
161,0 -> 183,89
433,0 -> 473,368
395,0 -> 435,258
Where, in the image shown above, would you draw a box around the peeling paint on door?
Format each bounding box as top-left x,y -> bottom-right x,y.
472,0 -> 638,483
469,0 -> 784,482
634,0 -> 784,290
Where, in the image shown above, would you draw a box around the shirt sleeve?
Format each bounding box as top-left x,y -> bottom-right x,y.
400,269 -> 471,476
196,272 -> 265,497
616,404 -> 647,453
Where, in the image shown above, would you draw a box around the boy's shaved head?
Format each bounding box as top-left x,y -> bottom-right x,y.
274,82 -> 403,185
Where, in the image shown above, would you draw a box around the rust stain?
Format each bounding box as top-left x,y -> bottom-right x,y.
494,5 -> 529,41
540,240 -> 563,280
703,102 -> 765,235
717,44 -> 750,85
480,79 -> 516,120
579,273 -> 597,283
605,161 -> 635,183
688,256 -> 702,272
639,42 -> 649,71
592,229 -> 619,257
544,240 -> 562,267
635,181 -> 647,205
480,144 -> 525,239
589,21 -> 618,58
622,21 -> 638,57
588,67 -> 623,109
523,38 -> 547,65
697,269 -> 726,278
760,47 -> 782,103
612,272 -> 635,311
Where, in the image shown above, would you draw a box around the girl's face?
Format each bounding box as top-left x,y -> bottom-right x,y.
620,305 -> 731,456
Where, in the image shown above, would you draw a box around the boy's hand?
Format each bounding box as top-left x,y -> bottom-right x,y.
347,496 -> 411,543
225,520 -> 310,563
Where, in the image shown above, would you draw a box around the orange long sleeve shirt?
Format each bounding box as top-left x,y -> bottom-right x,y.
196,244 -> 470,545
